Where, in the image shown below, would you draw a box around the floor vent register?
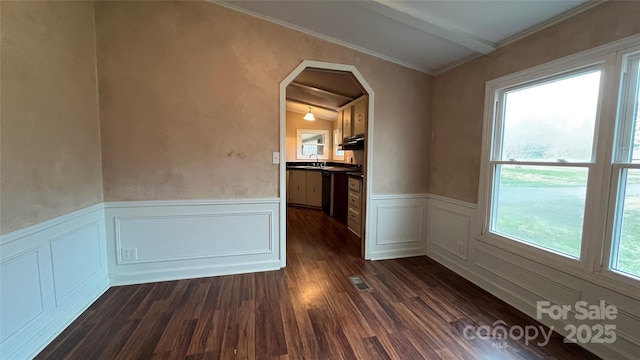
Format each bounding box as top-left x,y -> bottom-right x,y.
348,275 -> 372,291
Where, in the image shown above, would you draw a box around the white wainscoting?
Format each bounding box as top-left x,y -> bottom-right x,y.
104,199 -> 281,286
367,194 -> 429,260
425,194 -> 640,360
0,204 -> 109,360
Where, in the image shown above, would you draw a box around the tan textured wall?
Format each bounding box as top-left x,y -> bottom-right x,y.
429,1 -> 640,203
285,111 -> 334,162
0,1 -> 103,234
96,1 -> 432,201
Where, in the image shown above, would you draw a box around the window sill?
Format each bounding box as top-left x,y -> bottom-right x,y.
476,232 -> 582,270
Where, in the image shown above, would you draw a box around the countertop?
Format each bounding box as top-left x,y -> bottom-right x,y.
286,165 -> 361,173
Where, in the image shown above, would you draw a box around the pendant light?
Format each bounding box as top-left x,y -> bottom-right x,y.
304,107 -> 316,121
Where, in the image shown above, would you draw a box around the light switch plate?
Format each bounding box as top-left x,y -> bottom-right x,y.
272,152 -> 280,164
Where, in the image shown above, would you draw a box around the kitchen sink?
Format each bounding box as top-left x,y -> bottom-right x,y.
288,165 -> 317,169
287,165 -> 353,171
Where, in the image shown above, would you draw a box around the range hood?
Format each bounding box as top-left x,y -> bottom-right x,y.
340,134 -> 365,150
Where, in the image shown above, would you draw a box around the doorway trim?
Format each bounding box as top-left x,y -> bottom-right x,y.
279,60 -> 375,267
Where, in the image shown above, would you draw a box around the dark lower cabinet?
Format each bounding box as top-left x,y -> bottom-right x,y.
332,173 -> 348,224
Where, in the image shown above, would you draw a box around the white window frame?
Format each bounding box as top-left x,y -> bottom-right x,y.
601,45 -> 640,285
477,35 -> 640,291
296,129 -> 329,160
479,58 -> 609,272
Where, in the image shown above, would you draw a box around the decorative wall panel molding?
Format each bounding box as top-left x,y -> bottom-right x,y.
0,204 -> 108,359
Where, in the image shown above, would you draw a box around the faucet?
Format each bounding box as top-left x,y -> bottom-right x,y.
309,154 -> 319,167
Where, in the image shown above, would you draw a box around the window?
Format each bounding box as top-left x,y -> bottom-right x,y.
609,51 -> 640,278
489,69 -> 602,258
479,38 -> 640,284
296,129 -> 329,160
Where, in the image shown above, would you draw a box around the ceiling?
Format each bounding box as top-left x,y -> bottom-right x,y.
286,68 -> 365,120
221,0 -> 595,73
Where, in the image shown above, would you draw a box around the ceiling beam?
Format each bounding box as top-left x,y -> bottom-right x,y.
290,82 -> 354,101
285,98 -> 337,112
356,0 -> 497,55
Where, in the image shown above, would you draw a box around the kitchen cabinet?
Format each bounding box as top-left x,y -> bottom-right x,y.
287,170 -> 322,208
340,96 -> 367,141
335,110 -> 343,138
347,175 -> 363,237
342,106 -> 353,138
353,99 -> 366,136
288,170 -> 307,205
306,171 -> 322,207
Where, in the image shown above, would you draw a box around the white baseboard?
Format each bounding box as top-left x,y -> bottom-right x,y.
369,247 -> 427,260
109,260 -> 281,286
425,194 -> 640,360
104,198 -> 282,286
0,204 -> 108,359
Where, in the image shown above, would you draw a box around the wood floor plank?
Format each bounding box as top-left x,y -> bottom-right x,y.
334,292 -> 375,339
362,336 -> 392,360
219,309 -> 240,360
95,320 -> 141,360
185,316 -> 212,356
204,309 -> 227,355
278,289 -> 305,360
255,273 -> 288,359
35,207 -> 601,360
402,329 -> 446,359
237,300 -> 256,360
386,331 -> 424,360
366,332 -> 404,360
306,307 -> 334,358
286,286 -> 322,359
115,313 -> 172,360
170,319 -> 199,359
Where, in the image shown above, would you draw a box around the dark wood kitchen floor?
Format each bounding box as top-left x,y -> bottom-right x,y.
36,207 -> 600,360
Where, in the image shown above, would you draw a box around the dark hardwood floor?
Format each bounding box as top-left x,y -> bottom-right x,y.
36,207 -> 600,359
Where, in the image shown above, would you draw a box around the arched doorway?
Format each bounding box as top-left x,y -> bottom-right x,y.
278,61 -> 375,267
